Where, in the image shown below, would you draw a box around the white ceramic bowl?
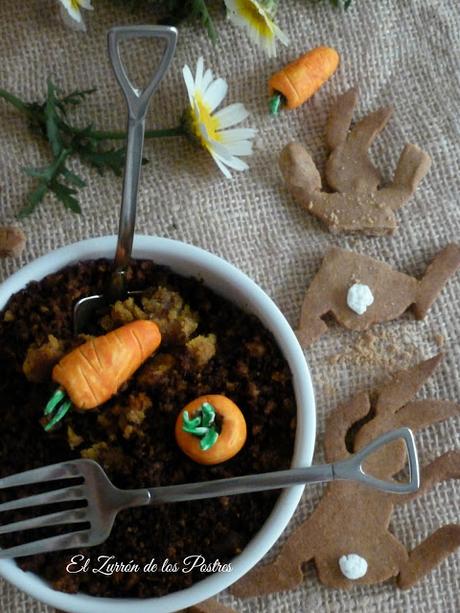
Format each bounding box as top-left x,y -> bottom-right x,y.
0,235 -> 316,613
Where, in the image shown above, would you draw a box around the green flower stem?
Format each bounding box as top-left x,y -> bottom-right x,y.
0,88 -> 185,141
87,126 -> 186,141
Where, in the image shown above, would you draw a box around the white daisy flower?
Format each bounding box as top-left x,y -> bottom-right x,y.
182,57 -> 257,179
58,0 -> 93,32
223,0 -> 289,57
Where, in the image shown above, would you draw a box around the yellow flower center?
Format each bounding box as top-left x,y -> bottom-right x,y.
189,93 -> 222,148
71,0 -> 82,8
235,0 -> 274,39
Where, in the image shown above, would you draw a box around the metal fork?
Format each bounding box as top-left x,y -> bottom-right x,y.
0,428 -> 419,558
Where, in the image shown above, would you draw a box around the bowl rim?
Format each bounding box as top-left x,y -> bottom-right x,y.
0,235 -> 316,613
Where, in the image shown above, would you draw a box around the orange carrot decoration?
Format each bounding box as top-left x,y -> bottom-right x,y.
175,395 -> 247,465
43,320 -> 161,431
269,46 -> 340,115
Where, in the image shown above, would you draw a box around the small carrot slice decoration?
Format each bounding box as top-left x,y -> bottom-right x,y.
43,320 -> 161,431
175,395 -> 247,465
269,46 -> 340,115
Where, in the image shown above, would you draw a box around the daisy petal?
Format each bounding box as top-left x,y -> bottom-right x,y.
181,56 -> 256,179
59,4 -> 86,30
202,69 -> 214,92
223,0 -> 288,57
210,153 -> 233,179
224,140 -> 254,156
219,128 -> 257,143
204,137 -> 234,160
182,65 -> 195,103
214,153 -> 249,172
203,78 -> 228,112
195,56 -> 205,89
213,103 -> 249,128
273,23 -> 289,46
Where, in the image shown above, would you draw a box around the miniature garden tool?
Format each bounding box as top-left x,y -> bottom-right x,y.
0,427 -> 419,557
73,25 -> 177,335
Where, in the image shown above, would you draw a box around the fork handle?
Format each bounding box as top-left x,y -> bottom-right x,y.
145,428 -> 419,505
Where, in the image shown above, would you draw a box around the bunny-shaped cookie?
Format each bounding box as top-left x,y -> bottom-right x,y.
280,88 -> 431,235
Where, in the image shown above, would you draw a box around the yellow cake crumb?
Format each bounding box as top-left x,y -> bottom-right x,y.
186,334 -> 217,368
67,426 -> 84,450
80,442 -> 128,471
23,335 -> 66,383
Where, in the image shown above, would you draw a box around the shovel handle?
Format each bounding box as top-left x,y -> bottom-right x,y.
144,428 -> 420,505
107,25 -> 177,295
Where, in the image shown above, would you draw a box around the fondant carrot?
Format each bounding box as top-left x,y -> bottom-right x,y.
43,320 -> 161,430
175,395 -> 247,465
269,46 -> 340,115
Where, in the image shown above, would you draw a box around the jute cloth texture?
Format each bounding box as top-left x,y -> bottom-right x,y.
0,0 -> 459,611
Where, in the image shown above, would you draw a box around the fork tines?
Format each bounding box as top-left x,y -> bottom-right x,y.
0,461 -> 90,558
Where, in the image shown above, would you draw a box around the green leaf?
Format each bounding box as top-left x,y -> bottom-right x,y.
80,147 -> 126,176
190,0 -> 217,42
201,402 -> 216,427
22,165 -> 50,180
51,182 -> 82,214
183,410 -> 201,430
200,428 -> 219,451
17,182 -> 48,218
0,88 -> 31,114
45,80 -> 62,157
61,167 -> 86,188
61,88 -> 96,105
2,79 -> 179,217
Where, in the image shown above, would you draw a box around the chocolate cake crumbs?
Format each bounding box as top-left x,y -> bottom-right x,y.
0,259 -> 296,598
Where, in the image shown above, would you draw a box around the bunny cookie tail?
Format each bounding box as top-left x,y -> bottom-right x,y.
414,243 -> 460,319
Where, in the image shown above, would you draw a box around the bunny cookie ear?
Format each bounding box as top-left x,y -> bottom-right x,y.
279,142 -> 323,201
326,101 -> 393,194
378,144 -> 432,212
375,353 -> 444,414
324,391 -> 371,463
326,86 -> 359,150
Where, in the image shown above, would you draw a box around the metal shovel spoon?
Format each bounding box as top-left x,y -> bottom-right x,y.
73,25 -> 177,335
0,427 -> 419,557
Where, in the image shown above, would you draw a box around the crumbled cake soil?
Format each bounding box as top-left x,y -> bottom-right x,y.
0,259 -> 296,598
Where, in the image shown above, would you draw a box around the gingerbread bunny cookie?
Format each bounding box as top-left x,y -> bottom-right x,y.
233,355 -> 460,596
296,244 -> 460,347
280,88 -> 431,235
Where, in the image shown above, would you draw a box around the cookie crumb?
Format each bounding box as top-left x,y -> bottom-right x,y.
327,328 -> 419,369
0,226 -> 26,258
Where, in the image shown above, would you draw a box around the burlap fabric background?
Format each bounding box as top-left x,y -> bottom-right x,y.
0,0 -> 459,611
